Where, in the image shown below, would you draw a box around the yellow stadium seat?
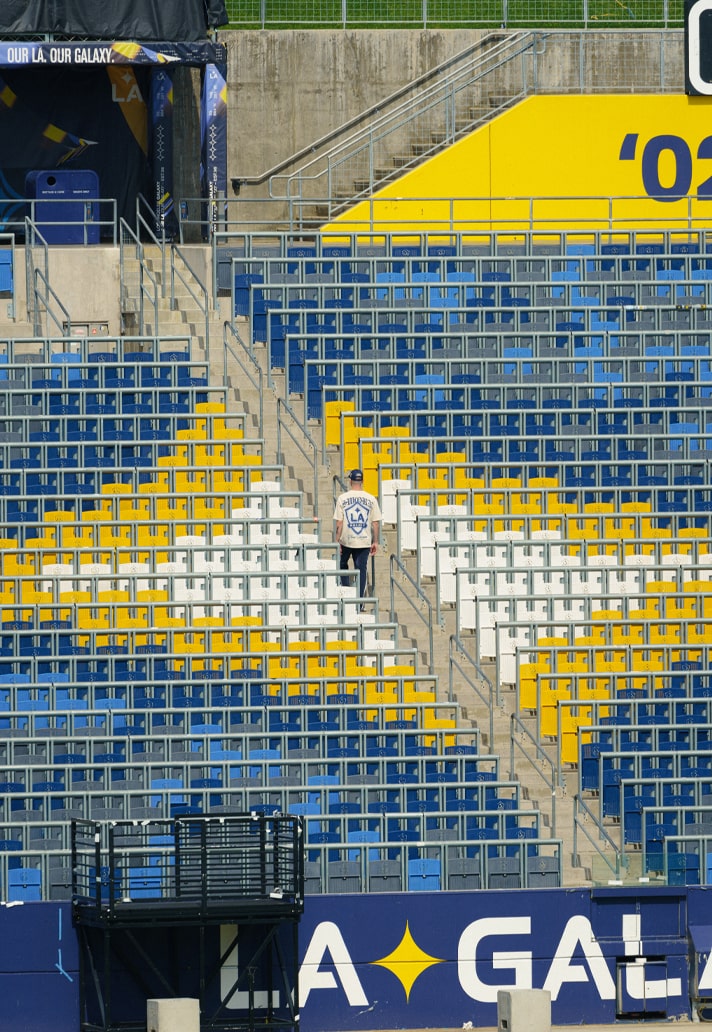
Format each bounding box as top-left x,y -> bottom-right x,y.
630,649 -> 665,673
325,400 -> 355,448
136,588 -> 169,603
539,676 -> 572,738
100,525 -> 132,548
155,497 -> 188,521
175,471 -> 206,493
23,529 -> 58,550
20,586 -> 53,605
557,651 -> 589,675
593,649 -> 627,673
611,623 -> 643,646
560,703 -> 593,765
518,660 -> 548,712
628,599 -> 660,620
648,623 -> 681,647
137,525 -> 169,548
101,482 -> 132,496
342,417 -> 373,471
115,607 -> 149,629
118,498 -> 151,521
139,475 -> 170,493
2,554 -> 36,577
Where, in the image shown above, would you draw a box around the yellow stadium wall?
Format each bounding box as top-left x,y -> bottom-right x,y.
324,94 -> 712,236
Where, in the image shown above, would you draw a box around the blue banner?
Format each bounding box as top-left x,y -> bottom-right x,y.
3,887 -> 709,1031
298,887 -> 692,1029
150,67 -> 177,240
200,61 -> 227,239
0,41 -> 227,68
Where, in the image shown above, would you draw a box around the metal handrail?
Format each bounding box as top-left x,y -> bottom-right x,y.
32,266 -> 71,337
276,396 -> 320,517
170,243 -> 211,364
509,712 -> 558,834
119,217 -> 159,338
24,218 -> 72,336
573,793 -> 626,883
449,634 -> 495,743
224,319 -> 263,431
276,33 -> 535,208
136,193 -> 167,296
389,554 -> 434,674
31,266 -> 70,334
24,217 -> 49,333
230,32 -> 512,196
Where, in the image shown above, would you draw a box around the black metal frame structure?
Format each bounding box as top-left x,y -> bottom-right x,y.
71,814 -> 304,1032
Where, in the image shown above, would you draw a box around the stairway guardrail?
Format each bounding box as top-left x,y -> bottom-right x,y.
276,395 -> 320,517
119,217 -> 159,338
24,218 -> 71,336
573,793 -> 626,884
389,553 -> 435,675
229,33 -> 516,199
136,193 -> 167,297
170,242 -> 211,363
450,634 -> 496,745
510,712 -> 559,834
224,319 -> 264,431
275,32 -> 537,221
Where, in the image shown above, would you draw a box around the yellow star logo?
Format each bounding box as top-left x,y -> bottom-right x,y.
370,921 -> 444,1002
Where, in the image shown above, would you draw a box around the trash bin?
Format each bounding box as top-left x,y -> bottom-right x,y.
25,170 -> 99,244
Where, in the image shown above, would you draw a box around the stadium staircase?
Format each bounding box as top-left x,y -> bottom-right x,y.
121,241 -> 229,379
233,307 -> 604,888
145,225 -> 622,888
232,31 -> 534,229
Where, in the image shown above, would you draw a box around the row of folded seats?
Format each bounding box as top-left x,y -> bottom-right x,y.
220,232 -> 712,284
0,847 -> 562,903
0,726 -> 562,896
230,248 -> 712,301
257,307 -> 712,370
246,288 -> 712,338
0,336 -> 192,363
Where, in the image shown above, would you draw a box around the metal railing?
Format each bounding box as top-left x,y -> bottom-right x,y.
449,634 -> 496,744
230,33 -> 518,198
24,218 -> 71,336
119,217 -> 159,338
573,793 -> 626,883
510,712 -> 558,834
224,0 -> 683,30
389,553 -> 435,674
136,193 -> 167,295
224,319 -> 264,430
170,242 -> 211,363
274,32 -> 536,216
276,396 -> 321,516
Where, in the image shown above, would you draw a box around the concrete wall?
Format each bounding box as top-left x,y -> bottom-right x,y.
220,28 -> 683,223
225,30 -> 489,186
5,246 -> 121,336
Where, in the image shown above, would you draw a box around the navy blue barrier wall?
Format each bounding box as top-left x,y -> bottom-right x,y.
5,887 -> 712,1031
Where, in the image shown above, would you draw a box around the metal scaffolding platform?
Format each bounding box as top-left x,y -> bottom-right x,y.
71,813 -> 304,1032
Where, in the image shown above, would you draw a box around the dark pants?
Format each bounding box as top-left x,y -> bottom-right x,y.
339,545 -> 370,597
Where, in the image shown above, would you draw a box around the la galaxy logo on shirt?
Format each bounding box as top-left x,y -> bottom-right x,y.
343,498 -> 371,538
